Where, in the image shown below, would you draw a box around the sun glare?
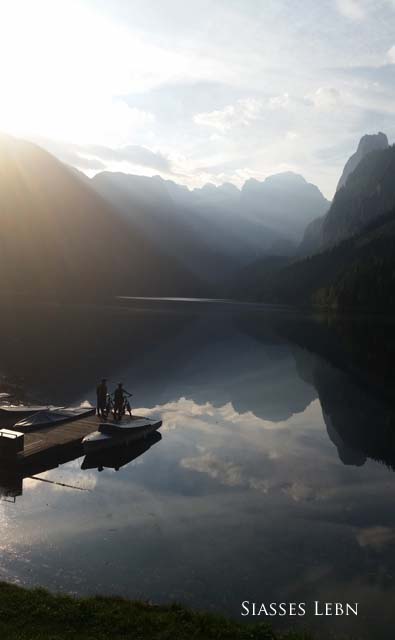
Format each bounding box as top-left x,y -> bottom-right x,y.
0,0 -> 161,145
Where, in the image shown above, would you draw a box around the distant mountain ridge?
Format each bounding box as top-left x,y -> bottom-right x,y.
91,169 -> 329,283
3,128 -> 393,310
232,131 -> 395,310
0,134 -> 207,299
240,172 -> 329,241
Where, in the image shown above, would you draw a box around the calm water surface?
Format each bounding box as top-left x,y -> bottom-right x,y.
0,299 -> 395,639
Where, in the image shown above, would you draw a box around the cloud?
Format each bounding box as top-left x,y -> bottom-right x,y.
336,0 -> 367,20
387,45 -> 395,64
79,144 -> 171,172
2,0 -> 393,199
35,138 -> 172,174
193,93 -> 295,134
269,93 -> 290,109
193,98 -> 264,132
306,87 -> 342,110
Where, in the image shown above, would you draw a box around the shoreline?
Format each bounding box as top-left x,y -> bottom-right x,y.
0,581 -> 314,640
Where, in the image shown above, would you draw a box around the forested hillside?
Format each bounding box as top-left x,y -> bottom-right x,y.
232,208 -> 395,310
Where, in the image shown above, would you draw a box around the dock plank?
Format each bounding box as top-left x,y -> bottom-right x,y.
20,415 -> 101,460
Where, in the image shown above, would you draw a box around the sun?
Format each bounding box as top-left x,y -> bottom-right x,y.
0,0 -> 129,144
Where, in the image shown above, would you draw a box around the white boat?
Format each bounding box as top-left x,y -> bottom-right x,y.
81,431 -> 162,471
82,416 -> 162,453
0,404 -> 53,419
14,406 -> 96,431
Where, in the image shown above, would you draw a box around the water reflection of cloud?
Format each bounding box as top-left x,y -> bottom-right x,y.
140,396 -> 337,503
357,527 -> 395,551
181,452 -> 243,487
180,452 -> 326,501
139,396 -> 323,434
281,481 -> 316,502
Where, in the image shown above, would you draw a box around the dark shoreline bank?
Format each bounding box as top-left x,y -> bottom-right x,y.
0,582 -> 314,640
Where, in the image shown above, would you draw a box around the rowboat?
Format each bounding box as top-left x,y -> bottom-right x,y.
82,416 -> 162,453
81,431 -> 162,471
0,405 -> 53,419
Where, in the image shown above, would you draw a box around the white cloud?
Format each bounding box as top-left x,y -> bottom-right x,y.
269,93 -> 290,109
336,0 -> 367,20
0,0 -> 393,198
193,98 -> 264,132
306,87 -> 342,110
387,45 -> 395,63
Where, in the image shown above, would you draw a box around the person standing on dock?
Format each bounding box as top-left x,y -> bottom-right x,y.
96,378 -> 108,418
113,383 -> 132,420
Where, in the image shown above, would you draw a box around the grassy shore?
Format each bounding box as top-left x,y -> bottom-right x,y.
0,582 -> 313,640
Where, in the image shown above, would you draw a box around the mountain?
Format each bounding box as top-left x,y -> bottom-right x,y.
297,132 -> 391,256
336,132 -> 388,191
322,144 -> 395,247
234,136 -> 395,311
91,172 -> 298,283
91,169 -> 329,283
240,172 -> 330,242
297,215 -> 325,256
91,171 -> 246,282
0,134 -> 206,299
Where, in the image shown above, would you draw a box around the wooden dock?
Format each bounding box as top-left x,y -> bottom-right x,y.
20,415 -> 101,461
0,415 -> 103,500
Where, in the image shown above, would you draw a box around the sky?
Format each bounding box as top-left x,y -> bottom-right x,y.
0,0 -> 394,198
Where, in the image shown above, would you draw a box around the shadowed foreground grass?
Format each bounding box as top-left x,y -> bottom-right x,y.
0,582 -> 313,640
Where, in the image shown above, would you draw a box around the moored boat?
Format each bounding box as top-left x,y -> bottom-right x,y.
14,406 -> 96,431
81,431 -> 162,471
0,405 -> 53,419
82,416 -> 162,453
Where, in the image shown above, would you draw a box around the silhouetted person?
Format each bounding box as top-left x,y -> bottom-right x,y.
113,383 -> 132,420
96,378 -> 107,418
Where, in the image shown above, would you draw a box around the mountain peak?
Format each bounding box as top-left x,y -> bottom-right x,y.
357,131 -> 388,155
337,132 -> 389,191
263,171 -> 308,186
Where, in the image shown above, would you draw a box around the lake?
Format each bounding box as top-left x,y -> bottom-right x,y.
0,298 -> 395,639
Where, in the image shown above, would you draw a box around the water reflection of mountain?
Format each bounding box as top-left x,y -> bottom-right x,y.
229,308 -> 395,470
282,317 -> 395,470
0,300 -> 316,423
113,307 -> 317,422
1,299 -> 394,470
0,300 -> 196,403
